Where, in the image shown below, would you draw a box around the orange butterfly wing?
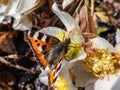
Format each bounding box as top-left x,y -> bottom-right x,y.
27,29 -> 60,67
26,28 -> 70,87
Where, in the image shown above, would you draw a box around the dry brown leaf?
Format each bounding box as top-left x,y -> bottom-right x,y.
79,6 -> 87,33
0,31 -> 17,54
88,12 -> 96,34
79,5 -> 96,34
0,71 -> 16,90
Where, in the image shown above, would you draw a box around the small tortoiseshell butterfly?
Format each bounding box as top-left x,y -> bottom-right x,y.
25,27 -> 70,88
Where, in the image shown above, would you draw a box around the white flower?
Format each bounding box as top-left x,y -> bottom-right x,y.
39,3 -> 86,89
56,36 -> 120,90
70,36 -> 120,90
0,0 -> 40,30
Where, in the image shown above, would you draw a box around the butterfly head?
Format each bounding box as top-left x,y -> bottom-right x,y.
62,38 -> 70,48
56,38 -> 71,54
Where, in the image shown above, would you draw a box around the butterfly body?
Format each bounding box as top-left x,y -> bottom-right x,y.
26,28 -> 70,87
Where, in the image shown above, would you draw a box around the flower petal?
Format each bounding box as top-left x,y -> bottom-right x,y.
60,60 -> 96,88
7,0 -> 40,18
60,60 -> 78,90
15,0 -> 40,15
115,28 -> 120,44
0,0 -> 11,22
0,0 -> 40,30
0,0 -> 9,13
90,37 -> 116,52
5,0 -> 19,17
115,28 -> 120,52
52,3 -> 85,43
40,27 -> 64,37
13,15 -> 32,30
86,70 -> 120,90
52,3 -> 80,32
0,15 -> 5,22
38,66 -> 50,86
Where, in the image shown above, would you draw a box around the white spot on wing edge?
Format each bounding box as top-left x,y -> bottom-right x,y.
54,61 -> 63,79
41,34 -> 47,42
33,31 -> 39,40
38,46 -> 42,51
27,30 -> 31,35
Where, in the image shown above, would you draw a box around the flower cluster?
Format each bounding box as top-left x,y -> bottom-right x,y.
84,48 -> 120,78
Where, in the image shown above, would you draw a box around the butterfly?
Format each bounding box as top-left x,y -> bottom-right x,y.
25,27 -> 70,88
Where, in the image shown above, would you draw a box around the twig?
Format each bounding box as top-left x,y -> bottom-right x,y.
0,57 -> 36,74
73,0 -> 83,17
3,54 -> 24,59
91,0 -> 94,16
85,6 -> 89,33
67,0 -> 80,14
